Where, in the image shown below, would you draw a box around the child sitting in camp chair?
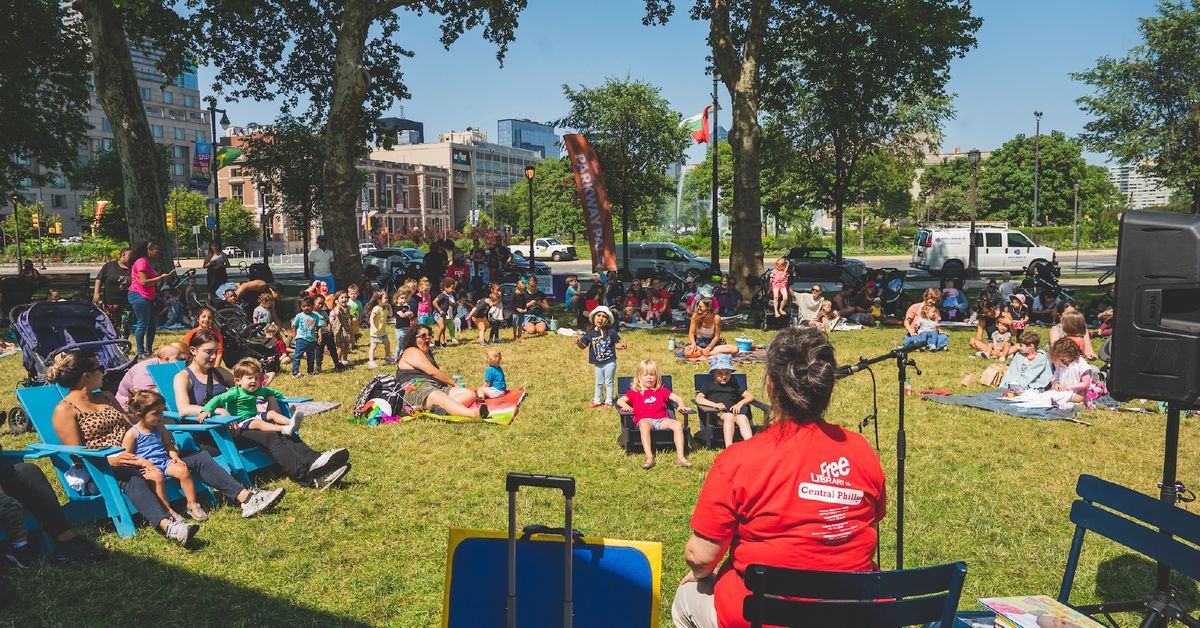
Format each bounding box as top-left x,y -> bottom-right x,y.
694,354 -> 755,448
616,359 -> 693,470
198,358 -> 304,436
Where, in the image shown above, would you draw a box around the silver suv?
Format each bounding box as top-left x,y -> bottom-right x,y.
615,242 -> 719,279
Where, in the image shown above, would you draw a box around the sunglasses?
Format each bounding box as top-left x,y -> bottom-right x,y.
811,288 -> 822,292
415,333 -> 431,339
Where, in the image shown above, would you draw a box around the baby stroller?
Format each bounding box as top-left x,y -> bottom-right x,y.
751,272 -> 793,330
222,322 -> 281,371
7,301 -> 135,433
1022,258 -> 1073,304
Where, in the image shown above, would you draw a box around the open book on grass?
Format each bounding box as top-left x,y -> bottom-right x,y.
979,595 -> 1104,628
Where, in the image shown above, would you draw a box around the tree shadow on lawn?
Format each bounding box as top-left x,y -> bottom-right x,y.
1090,553 -> 1199,614
9,548 -> 371,626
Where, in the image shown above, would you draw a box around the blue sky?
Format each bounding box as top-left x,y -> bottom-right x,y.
199,0 -> 1160,165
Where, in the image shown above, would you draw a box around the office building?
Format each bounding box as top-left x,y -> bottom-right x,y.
497,119 -> 559,159
1108,164 -> 1174,209
378,117 -> 425,145
10,46 -> 209,235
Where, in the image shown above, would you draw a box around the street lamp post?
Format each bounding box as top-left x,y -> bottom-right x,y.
36,202 -> 45,269
968,148 -> 981,274
1073,182 -> 1081,274
207,103 -> 231,246
1033,110 -> 1042,226
8,195 -> 22,270
524,165 -> 535,276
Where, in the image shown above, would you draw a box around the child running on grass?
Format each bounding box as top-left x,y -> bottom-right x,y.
477,348 -> 507,399
124,390 -> 206,522
695,354 -> 755,447
469,290 -> 493,346
366,289 -> 391,369
616,359 -> 692,469
577,306 -> 626,409
199,358 -> 304,435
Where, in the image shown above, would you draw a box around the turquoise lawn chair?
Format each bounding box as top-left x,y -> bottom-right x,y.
146,361 -> 311,487
16,384 -> 220,538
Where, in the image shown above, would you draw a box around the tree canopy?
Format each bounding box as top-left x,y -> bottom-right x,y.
0,0 -> 91,204
1073,0 -> 1200,212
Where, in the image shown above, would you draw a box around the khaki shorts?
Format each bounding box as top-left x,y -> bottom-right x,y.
401,378 -> 448,410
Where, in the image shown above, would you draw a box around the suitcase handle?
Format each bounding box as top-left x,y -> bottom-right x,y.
521,525 -> 585,544
506,472 -> 575,498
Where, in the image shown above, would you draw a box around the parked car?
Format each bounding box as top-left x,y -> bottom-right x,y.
911,225 -> 1056,276
359,242 -> 378,255
362,248 -> 424,284
511,238 -> 577,261
614,242 -> 719,280
59,236 -> 83,245
783,247 -> 867,285
222,245 -> 244,257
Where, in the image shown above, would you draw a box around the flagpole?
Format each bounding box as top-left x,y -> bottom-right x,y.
710,69 -> 720,268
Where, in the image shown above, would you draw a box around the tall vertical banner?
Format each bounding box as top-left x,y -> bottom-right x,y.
563,133 -> 618,273
190,142 -> 212,192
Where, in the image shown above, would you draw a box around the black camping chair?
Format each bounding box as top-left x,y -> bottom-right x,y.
614,375 -> 691,455
742,561 -> 968,628
691,373 -> 769,449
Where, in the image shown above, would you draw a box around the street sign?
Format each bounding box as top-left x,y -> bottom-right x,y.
192,225 -> 201,235
206,215 -> 216,229
206,197 -> 227,205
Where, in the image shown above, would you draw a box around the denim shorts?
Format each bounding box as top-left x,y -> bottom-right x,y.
640,418 -> 670,430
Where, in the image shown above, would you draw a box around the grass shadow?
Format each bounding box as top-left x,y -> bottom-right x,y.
1093,553 -> 1200,609
9,549 -> 373,625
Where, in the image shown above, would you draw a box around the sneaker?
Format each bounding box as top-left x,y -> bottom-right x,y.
4,544 -> 37,569
187,504 -> 209,522
50,536 -> 108,563
367,361 -> 379,369
240,487 -> 285,518
313,463 -> 351,491
308,448 -> 350,477
478,404 -> 489,419
165,519 -> 199,547
288,410 -> 305,435
292,372 -> 305,379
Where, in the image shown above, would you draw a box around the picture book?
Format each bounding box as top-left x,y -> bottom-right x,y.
978,595 -> 1104,628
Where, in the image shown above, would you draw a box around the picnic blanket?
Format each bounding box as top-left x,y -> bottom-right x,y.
290,400 -> 341,417
401,388 -> 526,426
675,347 -> 768,365
920,391 -> 1089,424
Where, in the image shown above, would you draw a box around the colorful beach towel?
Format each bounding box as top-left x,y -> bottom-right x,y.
401,387 -> 526,426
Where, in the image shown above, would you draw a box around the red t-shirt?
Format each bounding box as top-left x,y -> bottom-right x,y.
624,295 -> 641,309
690,420 -> 887,628
447,263 -> 470,284
623,386 -> 671,425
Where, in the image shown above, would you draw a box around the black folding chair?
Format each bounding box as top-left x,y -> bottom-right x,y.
742,561 -> 968,628
691,373 -> 769,449
614,375 -> 691,455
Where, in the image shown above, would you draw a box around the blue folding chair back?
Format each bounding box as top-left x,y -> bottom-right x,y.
742,561 -> 968,628
17,384 -> 215,537
1058,474 -> 1200,616
691,373 -> 768,449
613,375 -> 690,455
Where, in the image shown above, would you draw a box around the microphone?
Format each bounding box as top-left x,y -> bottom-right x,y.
836,361 -> 868,378
836,340 -> 928,378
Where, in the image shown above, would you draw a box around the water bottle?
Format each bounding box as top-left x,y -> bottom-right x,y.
667,338 -> 676,351
904,377 -> 913,397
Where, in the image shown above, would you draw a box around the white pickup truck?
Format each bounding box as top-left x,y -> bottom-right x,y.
511,238 -> 577,261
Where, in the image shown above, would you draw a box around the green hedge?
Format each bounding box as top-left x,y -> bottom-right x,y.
2,236 -> 128,263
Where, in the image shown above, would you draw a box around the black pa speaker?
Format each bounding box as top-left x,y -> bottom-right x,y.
1107,210 -> 1200,405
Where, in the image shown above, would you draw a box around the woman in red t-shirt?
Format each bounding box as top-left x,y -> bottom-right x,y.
671,327 -> 887,628
615,359 -> 692,470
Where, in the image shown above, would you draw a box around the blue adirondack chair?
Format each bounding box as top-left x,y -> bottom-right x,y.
146,362 -> 310,486
16,385 -> 221,538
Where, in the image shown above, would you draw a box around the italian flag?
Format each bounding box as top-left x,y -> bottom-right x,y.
681,105 -> 713,144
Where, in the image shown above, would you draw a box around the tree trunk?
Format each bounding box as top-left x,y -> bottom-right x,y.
712,0 -> 769,297
322,0 -> 375,290
1192,182 -> 1199,214
77,0 -> 171,264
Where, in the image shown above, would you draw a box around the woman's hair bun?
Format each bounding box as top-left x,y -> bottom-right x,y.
765,327 -> 837,423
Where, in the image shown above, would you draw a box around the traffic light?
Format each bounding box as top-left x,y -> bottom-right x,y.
30,212 -> 39,230
166,212 -> 175,229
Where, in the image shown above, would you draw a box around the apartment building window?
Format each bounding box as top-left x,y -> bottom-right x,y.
171,145 -> 185,159
51,195 -> 66,209
431,179 -> 445,209
101,138 -> 114,151
171,163 -> 184,176
51,174 -> 65,187
183,94 -> 195,108
13,154 -> 29,166
369,189 -> 377,208
19,177 -> 32,187
174,127 -> 186,140
101,118 -> 111,132
230,182 -> 244,202
228,167 -> 243,178
195,130 -> 206,142
152,125 -> 163,138
161,90 -> 174,105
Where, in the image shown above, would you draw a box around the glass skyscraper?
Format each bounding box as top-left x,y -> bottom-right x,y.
497,119 -> 559,159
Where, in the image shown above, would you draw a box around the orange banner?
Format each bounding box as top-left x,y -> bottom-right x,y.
563,133 -> 617,273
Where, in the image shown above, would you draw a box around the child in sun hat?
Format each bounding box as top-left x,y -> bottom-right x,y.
695,354 -> 756,447
576,305 -> 627,409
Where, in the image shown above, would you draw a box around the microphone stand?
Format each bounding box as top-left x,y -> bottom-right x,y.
837,341 -> 925,570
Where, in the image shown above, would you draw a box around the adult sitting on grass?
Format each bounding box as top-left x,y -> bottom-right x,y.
394,324 -> 490,418
521,277 -> 550,335
792,284 -> 825,325
173,330 -> 351,490
967,297 -> 1012,356
671,327 -> 887,628
681,298 -> 738,360
903,288 -> 942,338
832,284 -> 873,326
48,352 -> 286,548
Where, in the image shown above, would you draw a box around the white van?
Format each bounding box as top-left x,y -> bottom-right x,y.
911,224 -> 1056,276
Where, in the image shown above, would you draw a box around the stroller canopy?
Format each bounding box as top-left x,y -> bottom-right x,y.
15,301 -> 132,383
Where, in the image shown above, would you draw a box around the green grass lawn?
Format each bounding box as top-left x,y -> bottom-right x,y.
0,317 -> 1196,626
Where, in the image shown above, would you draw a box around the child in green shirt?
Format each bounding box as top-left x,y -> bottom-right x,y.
198,357 -> 304,435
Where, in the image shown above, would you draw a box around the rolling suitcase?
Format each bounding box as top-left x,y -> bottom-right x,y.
442,472 -> 662,628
